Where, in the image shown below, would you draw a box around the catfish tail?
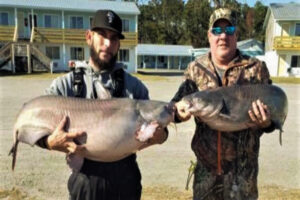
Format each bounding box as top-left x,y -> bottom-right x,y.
8,130 -> 19,171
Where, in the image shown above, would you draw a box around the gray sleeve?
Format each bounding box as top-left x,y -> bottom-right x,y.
124,73 -> 149,100
133,78 -> 149,100
45,73 -> 74,96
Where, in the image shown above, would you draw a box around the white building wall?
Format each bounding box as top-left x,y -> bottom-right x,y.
264,51 -> 278,77
127,47 -> 135,73
274,21 -> 282,36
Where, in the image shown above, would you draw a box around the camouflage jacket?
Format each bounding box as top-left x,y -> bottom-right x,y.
172,50 -> 274,200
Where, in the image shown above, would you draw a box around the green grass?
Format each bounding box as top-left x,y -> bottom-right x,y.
0,70 -> 167,81
271,76 -> 300,84
1,70 -> 300,83
1,185 -> 300,200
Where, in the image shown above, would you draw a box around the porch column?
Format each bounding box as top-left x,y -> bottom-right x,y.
155,56 -> 158,69
62,11 -> 66,69
134,46 -> 137,72
14,8 -> 18,41
11,44 -> 15,73
30,9 -> 34,43
167,56 -> 170,69
179,56 -> 182,70
27,44 -> 32,73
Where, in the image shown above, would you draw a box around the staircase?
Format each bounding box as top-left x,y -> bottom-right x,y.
0,42 -> 52,73
0,42 -> 12,69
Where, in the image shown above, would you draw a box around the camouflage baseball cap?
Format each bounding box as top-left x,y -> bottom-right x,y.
209,8 -> 237,29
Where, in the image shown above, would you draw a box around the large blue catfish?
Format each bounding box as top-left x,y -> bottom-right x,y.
181,84 -> 288,142
10,96 -> 175,170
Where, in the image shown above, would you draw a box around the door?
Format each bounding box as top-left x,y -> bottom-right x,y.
28,14 -> 37,38
17,12 -> 25,38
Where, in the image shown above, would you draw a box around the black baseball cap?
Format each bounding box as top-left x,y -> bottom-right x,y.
91,10 -> 125,39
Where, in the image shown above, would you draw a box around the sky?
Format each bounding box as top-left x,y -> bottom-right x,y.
139,0 -> 300,7
238,0 -> 300,7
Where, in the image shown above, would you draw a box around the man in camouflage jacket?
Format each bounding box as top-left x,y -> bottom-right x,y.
172,8 -> 275,200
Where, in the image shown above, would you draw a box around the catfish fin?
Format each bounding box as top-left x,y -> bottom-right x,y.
8,131 -> 19,171
17,125 -> 52,146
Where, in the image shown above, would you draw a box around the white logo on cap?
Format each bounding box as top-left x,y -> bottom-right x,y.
107,11 -> 114,24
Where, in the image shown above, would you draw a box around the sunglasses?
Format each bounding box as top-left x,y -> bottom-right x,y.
211,26 -> 236,36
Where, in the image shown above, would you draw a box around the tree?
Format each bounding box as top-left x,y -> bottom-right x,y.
137,0 -> 267,46
253,1 -> 267,42
138,1 -> 161,43
184,0 -> 212,47
160,0 -> 185,44
138,0 -> 185,44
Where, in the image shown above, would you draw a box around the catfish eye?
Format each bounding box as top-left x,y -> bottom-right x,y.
165,103 -> 175,114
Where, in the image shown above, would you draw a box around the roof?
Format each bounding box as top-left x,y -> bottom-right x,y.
237,39 -> 263,51
137,44 -> 193,56
269,2 -> 300,21
191,38 -> 264,57
0,0 -> 140,15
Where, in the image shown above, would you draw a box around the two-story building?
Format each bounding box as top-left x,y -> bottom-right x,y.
263,2 -> 300,77
0,0 -> 139,73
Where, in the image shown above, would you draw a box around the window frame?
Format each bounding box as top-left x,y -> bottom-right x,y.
122,19 -> 130,32
70,47 -> 85,60
118,49 -> 129,62
69,16 -> 84,29
45,46 -> 60,59
295,23 -> 300,36
291,55 -> 300,68
0,12 -> 9,25
44,14 -> 59,28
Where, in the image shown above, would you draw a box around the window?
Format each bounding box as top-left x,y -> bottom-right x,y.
122,19 -> 129,32
44,15 -> 59,28
295,24 -> 300,36
0,12 -> 8,25
158,56 -> 165,63
71,47 -> 84,60
291,56 -> 300,68
70,16 -> 83,29
46,46 -> 60,59
118,49 -> 129,62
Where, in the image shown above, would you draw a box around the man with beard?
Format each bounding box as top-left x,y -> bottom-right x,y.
36,10 -> 168,200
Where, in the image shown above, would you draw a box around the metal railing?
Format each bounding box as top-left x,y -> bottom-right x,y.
0,26 -> 15,42
273,36 -> 300,50
32,27 -> 138,46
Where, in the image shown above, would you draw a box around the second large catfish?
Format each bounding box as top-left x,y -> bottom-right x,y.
181,84 -> 288,135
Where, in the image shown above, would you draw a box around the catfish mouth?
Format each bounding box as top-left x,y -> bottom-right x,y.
165,102 -> 176,122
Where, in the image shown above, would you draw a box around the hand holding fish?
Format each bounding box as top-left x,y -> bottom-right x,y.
175,100 -> 192,122
248,99 -> 271,129
47,116 -> 86,155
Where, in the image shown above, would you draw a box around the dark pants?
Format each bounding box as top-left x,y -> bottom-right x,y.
68,154 -> 142,200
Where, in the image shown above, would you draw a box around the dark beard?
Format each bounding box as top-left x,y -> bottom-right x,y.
90,46 -> 117,71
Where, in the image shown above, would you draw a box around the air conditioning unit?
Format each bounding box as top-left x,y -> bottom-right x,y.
52,62 -> 58,68
291,68 -> 300,75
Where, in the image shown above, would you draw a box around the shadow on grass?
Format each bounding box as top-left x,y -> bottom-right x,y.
1,185 -> 300,200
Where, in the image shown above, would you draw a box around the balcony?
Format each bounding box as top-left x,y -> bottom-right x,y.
0,26 -> 16,42
32,27 -> 138,47
273,36 -> 300,51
